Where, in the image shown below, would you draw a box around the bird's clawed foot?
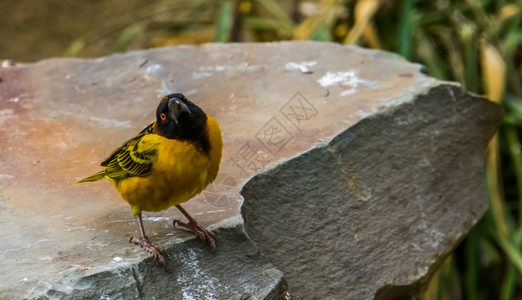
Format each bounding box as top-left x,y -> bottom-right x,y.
173,219 -> 216,250
130,236 -> 168,265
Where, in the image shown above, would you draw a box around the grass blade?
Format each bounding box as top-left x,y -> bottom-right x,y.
414,30 -> 449,80
501,264 -> 517,300
113,22 -> 145,53
465,227 -> 479,300
255,0 -> 293,33
495,234 -> 522,274
458,19 -> 479,93
396,0 -> 414,59
344,0 -> 379,45
215,0 -> 234,42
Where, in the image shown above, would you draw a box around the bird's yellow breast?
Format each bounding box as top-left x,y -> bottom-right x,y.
109,117 -> 223,215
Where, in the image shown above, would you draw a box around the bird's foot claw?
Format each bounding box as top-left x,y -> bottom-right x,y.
173,219 -> 216,249
130,236 -> 167,265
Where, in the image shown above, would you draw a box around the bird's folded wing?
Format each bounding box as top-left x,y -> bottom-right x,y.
101,122 -> 156,167
103,134 -> 160,179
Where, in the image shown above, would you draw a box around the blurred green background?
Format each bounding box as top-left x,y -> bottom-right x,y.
2,0 -> 522,298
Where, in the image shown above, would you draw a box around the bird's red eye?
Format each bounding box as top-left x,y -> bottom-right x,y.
160,113 -> 167,121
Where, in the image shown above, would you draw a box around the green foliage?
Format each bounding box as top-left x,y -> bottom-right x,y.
214,1 -> 234,42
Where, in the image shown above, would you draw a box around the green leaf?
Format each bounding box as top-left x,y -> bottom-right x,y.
254,0 -> 293,31
243,17 -> 281,31
496,234 -> 522,275
397,0 -> 414,59
214,1 -> 234,42
114,22 -> 146,53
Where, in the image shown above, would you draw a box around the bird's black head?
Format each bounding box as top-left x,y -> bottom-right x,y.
156,93 -> 209,150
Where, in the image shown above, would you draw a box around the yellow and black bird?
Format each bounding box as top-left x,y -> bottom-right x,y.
78,93 -> 223,265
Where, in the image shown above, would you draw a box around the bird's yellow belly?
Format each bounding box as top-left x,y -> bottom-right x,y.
109,140 -> 214,214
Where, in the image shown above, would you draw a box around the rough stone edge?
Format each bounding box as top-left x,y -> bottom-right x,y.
7,225 -> 287,300
11,41 -> 403,66
373,211 -> 482,299
238,83 -> 503,299
234,76 -> 444,223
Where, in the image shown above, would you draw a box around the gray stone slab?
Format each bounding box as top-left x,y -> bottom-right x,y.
242,85 -> 501,299
0,41 -> 502,299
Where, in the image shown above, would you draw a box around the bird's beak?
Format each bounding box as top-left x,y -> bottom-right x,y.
168,98 -> 191,124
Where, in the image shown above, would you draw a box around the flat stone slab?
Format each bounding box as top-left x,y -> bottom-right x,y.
242,85 -> 501,299
0,42 -> 502,299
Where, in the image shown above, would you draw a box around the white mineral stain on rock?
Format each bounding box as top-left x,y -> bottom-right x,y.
0,109 -> 14,115
195,64 -> 270,76
318,70 -> 385,96
143,216 -> 170,222
340,88 -> 358,96
208,216 -> 243,230
157,80 -> 175,97
285,61 -> 316,73
99,294 -> 112,300
285,61 -> 317,70
112,256 -> 123,262
184,89 -> 197,96
89,117 -> 132,129
205,209 -> 226,214
65,225 -> 89,232
356,109 -> 372,119
247,64 -> 270,71
318,71 -> 363,87
318,70 -> 370,96
178,248 -> 227,300
143,64 -> 168,81
193,72 -> 212,79
215,65 -> 230,71
0,174 -> 14,180
1,60 -> 14,67
56,141 -> 69,149
428,229 -> 446,249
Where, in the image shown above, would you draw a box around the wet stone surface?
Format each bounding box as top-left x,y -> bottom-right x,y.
0,42 -> 502,299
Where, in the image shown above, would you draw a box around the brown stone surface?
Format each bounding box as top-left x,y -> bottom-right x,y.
0,42 -> 501,299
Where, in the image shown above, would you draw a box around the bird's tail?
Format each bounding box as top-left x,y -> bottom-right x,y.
76,171 -> 106,183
